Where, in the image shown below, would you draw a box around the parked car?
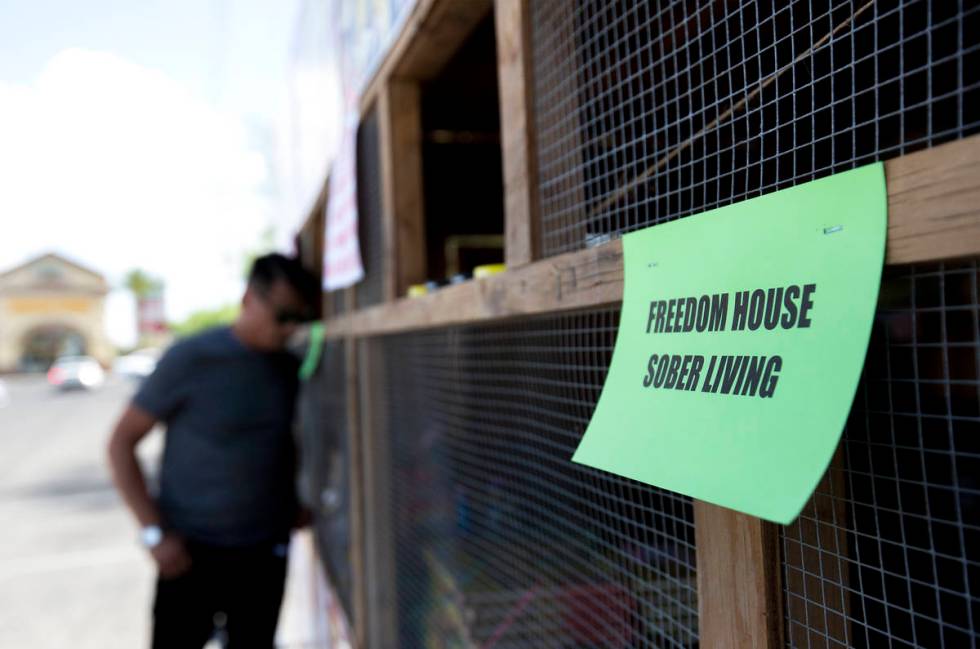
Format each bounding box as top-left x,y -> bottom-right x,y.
112,350 -> 158,381
47,356 -> 106,390
0,379 -> 9,408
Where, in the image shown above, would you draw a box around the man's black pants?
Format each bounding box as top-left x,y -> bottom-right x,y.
151,540 -> 288,649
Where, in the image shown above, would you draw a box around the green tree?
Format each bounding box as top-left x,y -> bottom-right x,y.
169,304 -> 240,338
124,268 -> 167,346
123,269 -> 164,298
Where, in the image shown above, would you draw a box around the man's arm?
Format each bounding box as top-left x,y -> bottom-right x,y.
106,404 -> 161,526
106,403 -> 191,577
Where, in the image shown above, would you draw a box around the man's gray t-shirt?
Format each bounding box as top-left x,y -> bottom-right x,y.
134,327 -> 300,547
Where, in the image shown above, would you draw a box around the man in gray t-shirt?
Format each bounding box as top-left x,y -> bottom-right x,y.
107,253 -> 319,649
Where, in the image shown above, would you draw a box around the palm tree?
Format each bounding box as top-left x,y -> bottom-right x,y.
123,269 -> 166,345
123,269 -> 163,299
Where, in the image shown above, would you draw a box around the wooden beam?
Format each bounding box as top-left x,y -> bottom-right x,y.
313,198 -> 325,286
343,289 -> 368,649
357,340 -> 399,648
884,136 -> 980,264
303,176 -> 330,247
323,135 -> 980,339
695,502 -> 783,649
782,448 -> 851,647
379,81 -> 426,301
359,0 -> 493,116
308,178 -> 328,317
295,177 -> 327,322
395,0 -> 493,79
324,238 -> 623,338
294,174 -> 328,257
495,0 -> 539,268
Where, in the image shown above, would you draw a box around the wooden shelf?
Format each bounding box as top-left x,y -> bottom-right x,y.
324,135 -> 980,340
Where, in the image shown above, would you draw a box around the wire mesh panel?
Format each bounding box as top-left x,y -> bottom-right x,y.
296,338 -> 354,617
782,260 -> 980,648
373,310 -> 698,648
329,288 -> 348,318
357,107 -> 386,308
530,0 -> 980,257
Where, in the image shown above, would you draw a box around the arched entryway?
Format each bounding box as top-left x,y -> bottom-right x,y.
19,325 -> 87,371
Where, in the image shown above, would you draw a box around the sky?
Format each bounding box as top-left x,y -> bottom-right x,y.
0,0 -> 304,347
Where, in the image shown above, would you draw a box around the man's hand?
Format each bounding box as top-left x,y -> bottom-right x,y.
151,534 -> 192,579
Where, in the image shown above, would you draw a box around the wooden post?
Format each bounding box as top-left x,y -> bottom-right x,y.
379,81 -> 426,301
782,447 -> 851,647
495,0 -> 540,267
343,288 -> 368,649
695,502 -> 783,649
358,339 -> 399,648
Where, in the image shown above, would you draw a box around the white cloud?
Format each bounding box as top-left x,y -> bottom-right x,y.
0,49 -> 276,344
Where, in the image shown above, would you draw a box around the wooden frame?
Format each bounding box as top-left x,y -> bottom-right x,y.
304,1 -> 980,647
882,134 -> 980,263
357,338 -> 399,649
322,131 -> 980,341
495,0 -> 540,267
696,503 -> 783,648
782,449 -> 851,647
378,82 -> 426,301
318,4 -> 498,648
295,177 -> 328,279
342,289 -> 368,648
359,0 -> 493,115
327,134 -> 980,648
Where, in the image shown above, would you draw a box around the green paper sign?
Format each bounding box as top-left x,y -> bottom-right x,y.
572,163 -> 887,524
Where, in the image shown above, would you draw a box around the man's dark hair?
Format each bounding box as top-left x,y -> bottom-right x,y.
248,253 -> 320,312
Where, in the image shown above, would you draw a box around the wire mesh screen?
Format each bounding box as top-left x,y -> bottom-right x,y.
357,106 -> 385,309
296,338 -> 354,617
782,259 -> 980,648
329,288 -> 348,318
530,1 -> 980,257
374,310 -> 698,648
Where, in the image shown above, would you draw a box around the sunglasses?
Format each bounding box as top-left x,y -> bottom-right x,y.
273,308 -> 308,325
256,290 -> 310,325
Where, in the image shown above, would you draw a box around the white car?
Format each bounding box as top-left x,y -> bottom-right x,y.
47,356 -> 106,390
0,379 -> 9,408
112,351 -> 158,380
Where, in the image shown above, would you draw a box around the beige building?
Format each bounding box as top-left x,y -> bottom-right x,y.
0,253 -> 113,372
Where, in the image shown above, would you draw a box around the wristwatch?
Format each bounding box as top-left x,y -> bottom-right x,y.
140,524 -> 164,549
